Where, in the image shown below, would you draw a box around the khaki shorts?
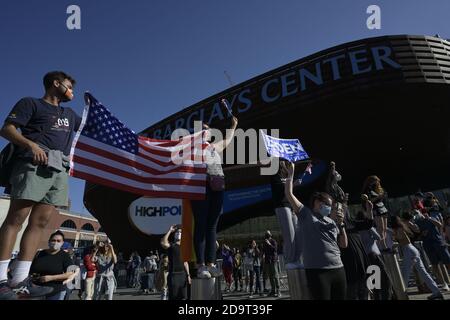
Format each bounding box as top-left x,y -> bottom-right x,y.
9,159 -> 69,206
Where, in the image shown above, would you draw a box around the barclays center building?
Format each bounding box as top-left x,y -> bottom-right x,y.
83,35 -> 450,252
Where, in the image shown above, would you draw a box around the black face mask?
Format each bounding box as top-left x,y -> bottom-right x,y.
265,234 -> 271,239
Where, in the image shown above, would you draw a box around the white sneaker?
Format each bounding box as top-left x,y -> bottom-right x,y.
442,284 -> 450,292
207,265 -> 222,277
197,266 -> 212,279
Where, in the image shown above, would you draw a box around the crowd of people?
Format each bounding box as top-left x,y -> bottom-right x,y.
0,70 -> 449,300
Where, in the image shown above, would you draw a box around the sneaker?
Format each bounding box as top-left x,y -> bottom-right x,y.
11,277 -> 53,299
197,266 -> 212,279
248,293 -> 253,299
427,292 -> 444,300
0,280 -> 17,300
207,265 -> 222,277
441,284 -> 450,292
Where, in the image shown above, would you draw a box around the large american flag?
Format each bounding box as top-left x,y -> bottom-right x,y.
69,93 -> 208,200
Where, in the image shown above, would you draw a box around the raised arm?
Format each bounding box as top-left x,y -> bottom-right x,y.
109,244 -> 117,264
361,195 -> 374,220
161,225 -> 176,249
281,161 -> 304,214
212,101 -> 238,153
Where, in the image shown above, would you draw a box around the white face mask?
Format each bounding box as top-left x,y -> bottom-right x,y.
174,232 -> 182,241
48,241 -> 63,251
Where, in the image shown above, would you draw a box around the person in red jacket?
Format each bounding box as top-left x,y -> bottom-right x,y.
83,245 -> 98,300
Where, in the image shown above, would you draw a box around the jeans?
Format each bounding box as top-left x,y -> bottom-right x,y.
275,206 -> 302,264
400,244 -> 440,294
146,273 -> 155,290
191,186 -> 224,264
253,265 -> 262,293
95,275 -> 116,300
264,261 -> 280,293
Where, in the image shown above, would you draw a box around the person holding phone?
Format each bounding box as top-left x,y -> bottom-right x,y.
161,225 -> 191,300
190,105 -> 238,279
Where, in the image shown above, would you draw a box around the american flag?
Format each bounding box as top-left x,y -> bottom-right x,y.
69,93 -> 208,200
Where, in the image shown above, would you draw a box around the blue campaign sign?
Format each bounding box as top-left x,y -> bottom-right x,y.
223,185 -> 272,214
261,132 -> 309,162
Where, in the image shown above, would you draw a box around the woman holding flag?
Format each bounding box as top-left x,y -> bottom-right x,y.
192,99 -> 238,279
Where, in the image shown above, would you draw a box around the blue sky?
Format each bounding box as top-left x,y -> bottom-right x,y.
1,0 -> 449,215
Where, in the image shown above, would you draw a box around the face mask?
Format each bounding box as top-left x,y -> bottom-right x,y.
335,172 -> 342,182
59,83 -> 74,102
174,232 -> 181,241
49,241 -> 63,251
319,204 -> 332,217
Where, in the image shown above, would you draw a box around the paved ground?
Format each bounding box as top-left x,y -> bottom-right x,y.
69,274 -> 450,300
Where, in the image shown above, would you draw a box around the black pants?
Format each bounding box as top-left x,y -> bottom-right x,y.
191,187 -> 224,265
233,268 -> 243,290
346,278 -> 368,300
305,267 -> 347,300
168,272 -> 187,300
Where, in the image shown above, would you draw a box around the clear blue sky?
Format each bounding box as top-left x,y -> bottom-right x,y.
1,0 -> 449,215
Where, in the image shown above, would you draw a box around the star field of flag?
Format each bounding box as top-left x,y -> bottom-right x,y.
81,96 -> 139,154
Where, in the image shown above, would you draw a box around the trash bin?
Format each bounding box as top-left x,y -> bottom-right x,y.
382,252 -> 408,300
191,278 -> 222,300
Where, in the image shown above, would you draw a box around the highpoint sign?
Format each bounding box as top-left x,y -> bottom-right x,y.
128,197 -> 182,235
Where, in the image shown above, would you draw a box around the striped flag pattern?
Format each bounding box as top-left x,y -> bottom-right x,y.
69,93 -> 208,200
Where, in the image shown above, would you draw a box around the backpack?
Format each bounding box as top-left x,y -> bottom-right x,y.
0,143 -> 17,188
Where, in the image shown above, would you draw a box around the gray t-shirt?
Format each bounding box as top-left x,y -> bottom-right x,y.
297,206 -> 343,269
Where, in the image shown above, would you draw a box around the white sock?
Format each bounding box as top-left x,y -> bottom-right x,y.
0,260 -> 10,282
10,260 -> 32,287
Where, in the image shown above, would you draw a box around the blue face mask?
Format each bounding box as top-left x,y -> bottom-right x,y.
319,204 -> 332,217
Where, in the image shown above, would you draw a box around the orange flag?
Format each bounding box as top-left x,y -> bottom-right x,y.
181,199 -> 196,262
